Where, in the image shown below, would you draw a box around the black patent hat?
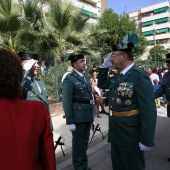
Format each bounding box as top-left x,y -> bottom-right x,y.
18,51 -> 38,60
112,32 -> 138,52
68,54 -> 84,61
166,53 -> 170,58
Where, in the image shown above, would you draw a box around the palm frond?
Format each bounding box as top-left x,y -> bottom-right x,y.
49,0 -> 72,31
0,0 -> 11,16
0,14 -> 21,32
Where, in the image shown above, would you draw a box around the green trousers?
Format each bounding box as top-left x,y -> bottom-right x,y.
72,123 -> 91,170
111,144 -> 145,170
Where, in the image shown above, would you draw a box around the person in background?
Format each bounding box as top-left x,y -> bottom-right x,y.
161,66 -> 168,107
108,68 -> 117,77
155,53 -> 170,161
157,67 -> 163,85
98,32 -> 157,170
153,79 -> 161,108
147,67 -> 153,76
155,53 -> 170,158
18,52 -> 53,131
62,54 -> 93,170
0,48 -> 56,170
149,68 -> 159,85
90,70 -> 101,118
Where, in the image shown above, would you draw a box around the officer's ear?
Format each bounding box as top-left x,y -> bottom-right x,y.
121,52 -> 127,61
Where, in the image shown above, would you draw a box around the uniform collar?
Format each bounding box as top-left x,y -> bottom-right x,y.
121,63 -> 134,75
73,69 -> 84,77
26,76 -> 35,82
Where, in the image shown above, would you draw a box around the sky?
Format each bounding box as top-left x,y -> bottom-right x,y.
108,0 -> 169,15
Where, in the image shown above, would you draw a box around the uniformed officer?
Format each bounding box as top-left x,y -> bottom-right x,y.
155,52 -> 170,161
18,52 -> 53,131
62,54 -> 93,170
98,32 -> 157,170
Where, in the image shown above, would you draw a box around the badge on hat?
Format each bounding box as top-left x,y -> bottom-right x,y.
18,51 -> 38,60
112,32 -> 139,52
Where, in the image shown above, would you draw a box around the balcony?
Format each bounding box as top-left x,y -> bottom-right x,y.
82,9 -> 98,19
142,22 -> 170,32
144,32 -> 170,41
80,0 -> 98,5
141,12 -> 170,22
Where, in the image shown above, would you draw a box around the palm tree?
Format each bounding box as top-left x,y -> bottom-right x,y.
46,0 -> 93,60
0,0 -> 57,52
0,0 -> 21,50
19,0 -> 57,52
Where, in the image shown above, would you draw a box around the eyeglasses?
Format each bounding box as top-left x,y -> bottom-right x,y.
112,53 -> 123,57
165,60 -> 170,64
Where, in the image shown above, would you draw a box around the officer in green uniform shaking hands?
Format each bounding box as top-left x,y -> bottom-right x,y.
98,32 -> 157,170
18,52 -> 53,131
62,54 -> 93,170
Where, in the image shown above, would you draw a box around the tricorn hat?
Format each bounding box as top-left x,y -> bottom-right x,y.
112,32 -> 138,52
166,52 -> 170,58
18,51 -> 38,60
68,54 -> 84,61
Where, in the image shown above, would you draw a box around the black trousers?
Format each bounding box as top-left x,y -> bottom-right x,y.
72,123 -> 91,170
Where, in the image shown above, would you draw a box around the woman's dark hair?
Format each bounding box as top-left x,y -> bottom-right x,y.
0,48 -> 23,98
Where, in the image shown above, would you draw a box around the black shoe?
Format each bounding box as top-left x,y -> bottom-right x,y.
97,115 -> 101,118
103,111 -> 109,115
99,110 -> 105,114
167,158 -> 170,161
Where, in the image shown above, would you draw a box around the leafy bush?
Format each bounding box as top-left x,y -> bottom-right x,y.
38,62 -> 69,103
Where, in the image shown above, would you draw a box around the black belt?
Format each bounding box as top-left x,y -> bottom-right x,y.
73,99 -> 93,105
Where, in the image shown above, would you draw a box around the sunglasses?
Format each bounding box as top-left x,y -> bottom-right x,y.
165,60 -> 170,63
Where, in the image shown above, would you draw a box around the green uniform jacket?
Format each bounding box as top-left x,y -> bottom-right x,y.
21,72 -> 54,131
62,70 -> 93,124
22,78 -> 49,108
98,65 -> 157,147
155,71 -> 170,100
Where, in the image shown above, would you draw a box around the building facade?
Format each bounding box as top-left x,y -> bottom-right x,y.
63,0 -> 103,24
101,0 -> 108,14
128,1 -> 170,59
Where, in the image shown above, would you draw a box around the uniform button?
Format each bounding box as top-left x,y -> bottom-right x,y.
110,106 -> 112,108
112,98 -> 114,100
128,124 -> 131,126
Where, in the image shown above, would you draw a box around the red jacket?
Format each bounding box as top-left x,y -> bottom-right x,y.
0,97 -> 56,170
